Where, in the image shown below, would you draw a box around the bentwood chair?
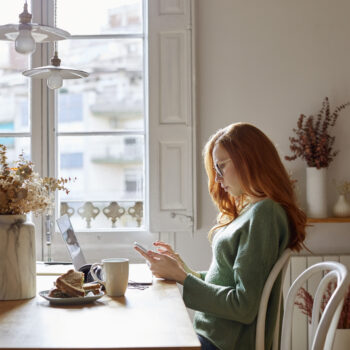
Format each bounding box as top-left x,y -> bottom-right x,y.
281,261 -> 349,350
255,248 -> 292,350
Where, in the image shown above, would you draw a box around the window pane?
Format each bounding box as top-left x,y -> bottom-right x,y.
0,137 -> 31,166
0,41 -> 30,133
0,0 -> 28,24
57,0 -> 143,35
57,38 -> 144,132
58,135 -> 144,230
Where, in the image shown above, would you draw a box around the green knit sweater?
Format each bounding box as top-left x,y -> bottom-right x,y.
183,198 -> 290,350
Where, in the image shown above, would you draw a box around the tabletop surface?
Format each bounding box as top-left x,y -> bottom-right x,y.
0,264 -> 200,350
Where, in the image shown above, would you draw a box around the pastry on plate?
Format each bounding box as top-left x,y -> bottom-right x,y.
47,269 -> 102,298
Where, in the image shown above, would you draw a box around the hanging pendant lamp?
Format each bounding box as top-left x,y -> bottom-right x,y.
23,50 -> 89,89
22,0 -> 89,90
0,1 -> 69,55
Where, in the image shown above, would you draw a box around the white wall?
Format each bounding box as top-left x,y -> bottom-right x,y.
176,0 -> 350,272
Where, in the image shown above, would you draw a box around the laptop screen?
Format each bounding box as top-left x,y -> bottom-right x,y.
56,214 -> 87,270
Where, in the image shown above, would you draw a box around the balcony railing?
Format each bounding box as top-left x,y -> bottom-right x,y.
60,200 -> 143,230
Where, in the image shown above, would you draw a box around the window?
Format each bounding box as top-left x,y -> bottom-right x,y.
52,0 -> 145,232
0,0 -> 195,261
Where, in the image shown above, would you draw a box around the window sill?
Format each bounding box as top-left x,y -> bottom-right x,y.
55,227 -> 148,235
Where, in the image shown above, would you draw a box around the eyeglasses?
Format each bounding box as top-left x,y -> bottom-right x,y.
213,158 -> 232,177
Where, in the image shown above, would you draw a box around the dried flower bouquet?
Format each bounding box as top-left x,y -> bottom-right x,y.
0,144 -> 71,215
285,97 -> 350,169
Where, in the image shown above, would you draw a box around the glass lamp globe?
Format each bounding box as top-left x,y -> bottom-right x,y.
14,25 -> 35,55
47,70 -> 63,90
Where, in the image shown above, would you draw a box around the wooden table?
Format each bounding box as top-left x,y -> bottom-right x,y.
0,265 -> 200,350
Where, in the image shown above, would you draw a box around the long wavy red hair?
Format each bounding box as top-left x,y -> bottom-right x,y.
204,123 -> 307,252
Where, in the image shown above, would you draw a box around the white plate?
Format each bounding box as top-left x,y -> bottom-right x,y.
39,290 -> 104,305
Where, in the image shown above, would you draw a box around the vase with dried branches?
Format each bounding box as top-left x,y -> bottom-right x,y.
0,145 -> 72,300
285,97 -> 350,218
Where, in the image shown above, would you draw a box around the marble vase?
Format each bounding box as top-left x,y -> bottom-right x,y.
0,215 -> 36,300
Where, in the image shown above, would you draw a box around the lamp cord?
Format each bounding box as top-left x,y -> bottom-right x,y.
54,0 -> 57,53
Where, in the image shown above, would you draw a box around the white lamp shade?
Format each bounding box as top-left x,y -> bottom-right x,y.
0,23 -> 69,42
22,66 -> 89,79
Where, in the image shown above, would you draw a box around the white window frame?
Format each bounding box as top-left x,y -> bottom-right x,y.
29,0 -> 196,262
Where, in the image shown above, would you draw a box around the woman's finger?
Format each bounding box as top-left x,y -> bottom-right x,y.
147,250 -> 165,260
155,246 -> 167,252
156,246 -> 175,256
158,249 -> 179,260
134,246 -> 156,263
153,241 -> 173,250
154,242 -> 176,256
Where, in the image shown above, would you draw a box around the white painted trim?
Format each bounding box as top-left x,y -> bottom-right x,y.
159,0 -> 185,15
159,30 -> 189,124
148,0 -> 195,234
190,0 -> 197,234
62,229 -> 147,234
160,141 -> 187,210
70,34 -> 144,40
57,130 -> 145,136
142,0 -> 150,233
31,0 -> 45,260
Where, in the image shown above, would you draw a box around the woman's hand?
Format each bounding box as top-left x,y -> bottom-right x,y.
134,244 -> 187,284
153,241 -> 186,268
152,241 -> 202,279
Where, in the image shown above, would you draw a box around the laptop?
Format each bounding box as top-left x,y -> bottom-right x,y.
56,214 -> 87,271
56,214 -> 153,285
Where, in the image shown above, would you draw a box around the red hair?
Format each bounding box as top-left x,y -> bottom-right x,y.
203,123 -> 307,252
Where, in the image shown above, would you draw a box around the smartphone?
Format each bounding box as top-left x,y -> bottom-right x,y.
134,241 -> 148,253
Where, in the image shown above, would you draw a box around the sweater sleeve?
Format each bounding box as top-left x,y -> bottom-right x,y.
182,202 -> 287,324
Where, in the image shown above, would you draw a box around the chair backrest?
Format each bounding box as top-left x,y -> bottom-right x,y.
280,261 -> 350,350
256,248 -> 292,350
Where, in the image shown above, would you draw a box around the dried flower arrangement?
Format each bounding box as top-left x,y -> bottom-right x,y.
0,144 -> 72,215
285,97 -> 350,169
295,282 -> 350,329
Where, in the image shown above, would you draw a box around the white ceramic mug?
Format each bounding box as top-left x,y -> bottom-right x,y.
90,258 -> 129,297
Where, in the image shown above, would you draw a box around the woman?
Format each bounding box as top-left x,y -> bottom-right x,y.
135,123 -> 307,350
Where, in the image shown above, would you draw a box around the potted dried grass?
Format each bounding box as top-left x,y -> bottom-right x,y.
285,97 -> 350,218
